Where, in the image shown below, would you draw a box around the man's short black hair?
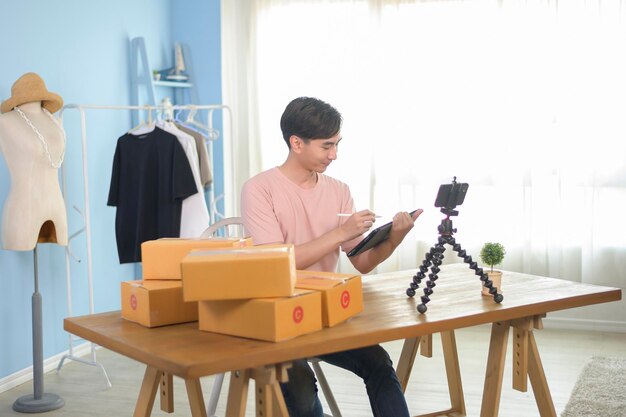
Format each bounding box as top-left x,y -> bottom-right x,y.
280,97 -> 343,148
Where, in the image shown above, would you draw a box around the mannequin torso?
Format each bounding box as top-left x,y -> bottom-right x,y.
0,101 -> 68,250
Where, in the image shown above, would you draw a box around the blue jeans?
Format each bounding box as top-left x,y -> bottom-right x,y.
280,344 -> 410,417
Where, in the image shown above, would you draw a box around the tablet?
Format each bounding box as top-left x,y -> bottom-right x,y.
347,210 -> 419,257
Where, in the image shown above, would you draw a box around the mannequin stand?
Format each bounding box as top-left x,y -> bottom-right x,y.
406,208 -> 504,314
13,246 -> 65,413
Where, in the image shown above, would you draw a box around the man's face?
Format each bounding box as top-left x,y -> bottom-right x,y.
297,133 -> 341,173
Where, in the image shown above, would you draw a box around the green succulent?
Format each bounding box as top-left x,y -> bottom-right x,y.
479,242 -> 506,272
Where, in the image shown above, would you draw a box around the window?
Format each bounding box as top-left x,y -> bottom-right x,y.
238,0 -> 626,286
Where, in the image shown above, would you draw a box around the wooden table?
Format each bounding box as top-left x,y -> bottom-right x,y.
64,264 -> 621,417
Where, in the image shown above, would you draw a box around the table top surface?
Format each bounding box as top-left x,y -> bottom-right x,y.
64,264 -> 621,379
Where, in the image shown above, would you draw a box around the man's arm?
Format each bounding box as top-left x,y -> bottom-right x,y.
293,209 -> 376,270
240,179 -> 285,245
348,209 -> 423,274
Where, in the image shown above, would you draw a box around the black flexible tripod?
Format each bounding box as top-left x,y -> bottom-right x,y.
406,201 -> 504,314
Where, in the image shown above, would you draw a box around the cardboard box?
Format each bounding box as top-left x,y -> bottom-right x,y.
121,280 -> 198,327
141,237 -> 253,280
198,289 -> 322,342
181,244 -> 296,301
295,270 -> 364,327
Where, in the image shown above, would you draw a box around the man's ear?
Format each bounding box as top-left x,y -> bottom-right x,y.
290,135 -> 302,152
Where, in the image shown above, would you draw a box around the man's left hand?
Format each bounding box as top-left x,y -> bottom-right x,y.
388,209 -> 423,247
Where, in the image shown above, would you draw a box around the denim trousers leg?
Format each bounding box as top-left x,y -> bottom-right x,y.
318,344 -> 410,417
280,359 -> 324,417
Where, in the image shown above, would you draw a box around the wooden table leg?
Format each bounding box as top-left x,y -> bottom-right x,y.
254,381 -> 274,416
134,366 -> 161,417
396,335 -> 437,394
396,333 -> 466,417
511,327 -> 530,392
511,317 -> 534,393
226,369 -> 250,417
225,364 -> 291,417
396,337 -> 422,392
260,381 -> 290,417
480,321 -> 510,417
441,330 -> 466,415
160,371 -> 174,413
270,381 -> 289,417
254,368 -> 274,417
254,364 -> 292,417
185,378 -> 207,417
420,334 -> 433,358
527,332 -> 556,417
272,363 -> 291,417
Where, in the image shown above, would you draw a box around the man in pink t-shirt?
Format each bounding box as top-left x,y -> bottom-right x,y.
241,97 -> 422,417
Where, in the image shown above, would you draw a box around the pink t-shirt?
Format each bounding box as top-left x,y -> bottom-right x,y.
240,167 -> 362,272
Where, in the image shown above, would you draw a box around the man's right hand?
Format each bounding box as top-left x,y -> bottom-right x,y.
339,210 -> 377,242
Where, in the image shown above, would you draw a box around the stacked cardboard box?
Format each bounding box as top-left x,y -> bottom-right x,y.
183,244 -> 324,342
180,245 -> 296,300
120,280 -> 197,328
120,237 -> 252,328
122,239 -> 364,342
141,237 -> 253,280
295,270 -> 364,327
197,289 -> 322,342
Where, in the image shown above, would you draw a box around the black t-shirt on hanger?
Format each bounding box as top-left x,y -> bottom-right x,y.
107,127 -> 197,264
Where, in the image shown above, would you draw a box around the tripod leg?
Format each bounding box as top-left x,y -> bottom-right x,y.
406,251 -> 434,297
416,238 -> 447,313
451,241 -> 503,303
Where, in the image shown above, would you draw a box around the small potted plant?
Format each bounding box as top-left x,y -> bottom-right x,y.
479,242 -> 505,296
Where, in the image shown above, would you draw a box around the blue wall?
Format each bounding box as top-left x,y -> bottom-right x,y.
0,0 -> 222,382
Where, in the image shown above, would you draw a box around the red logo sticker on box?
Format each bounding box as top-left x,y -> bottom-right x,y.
130,294 -> 138,310
292,306 -> 304,324
341,290 -> 350,309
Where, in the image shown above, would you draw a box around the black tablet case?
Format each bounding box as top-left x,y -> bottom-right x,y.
347,210 -> 418,257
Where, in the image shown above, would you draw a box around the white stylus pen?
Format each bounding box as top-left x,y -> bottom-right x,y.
336,213 -> 382,218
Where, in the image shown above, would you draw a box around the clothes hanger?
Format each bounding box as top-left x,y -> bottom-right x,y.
182,106 -> 220,140
183,106 -> 205,130
129,107 -> 156,135
157,97 -> 178,130
173,107 -> 185,124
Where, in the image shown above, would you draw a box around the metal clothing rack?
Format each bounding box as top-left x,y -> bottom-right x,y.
54,102 -> 233,386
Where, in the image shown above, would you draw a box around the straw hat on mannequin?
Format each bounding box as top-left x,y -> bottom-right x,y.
1,72 -> 63,114
0,72 -> 68,250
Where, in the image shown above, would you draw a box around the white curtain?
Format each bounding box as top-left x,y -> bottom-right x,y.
220,0 -> 263,217
222,0 -> 626,324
